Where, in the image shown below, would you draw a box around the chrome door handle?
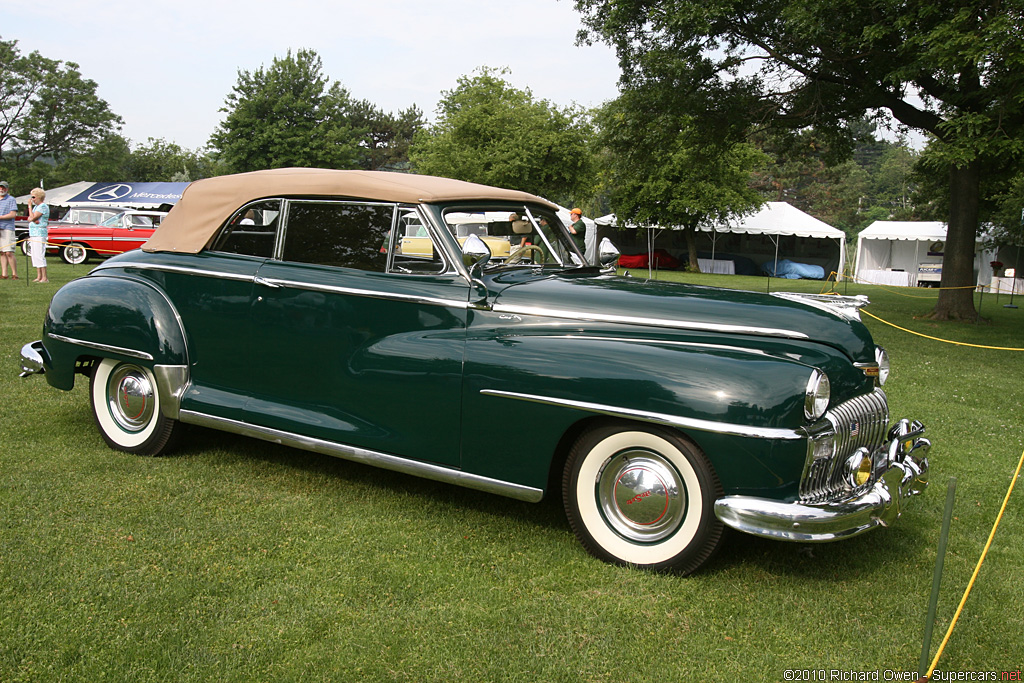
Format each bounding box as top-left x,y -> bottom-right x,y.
254,276 -> 282,288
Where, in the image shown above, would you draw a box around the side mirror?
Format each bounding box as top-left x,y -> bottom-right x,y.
461,233 -> 492,309
598,237 -> 620,271
461,233 -> 491,276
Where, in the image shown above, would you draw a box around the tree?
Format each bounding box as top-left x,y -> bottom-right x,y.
347,100 -> 425,171
209,49 -> 367,172
595,91 -> 766,271
123,138 -> 221,182
0,37 -> 122,175
576,0 -> 1024,320
410,68 -> 595,204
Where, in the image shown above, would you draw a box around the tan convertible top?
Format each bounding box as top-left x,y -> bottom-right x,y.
143,168 -> 558,254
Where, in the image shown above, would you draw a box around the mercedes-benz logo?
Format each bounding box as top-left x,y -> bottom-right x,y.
88,184 -> 134,201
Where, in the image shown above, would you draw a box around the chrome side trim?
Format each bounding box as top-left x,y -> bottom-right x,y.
46,333 -> 154,361
90,261 -> 255,282
491,303 -> 809,340
92,260 -> 470,310
153,365 -> 189,420
252,277 -> 470,309
481,389 -> 803,440
178,410 -> 545,503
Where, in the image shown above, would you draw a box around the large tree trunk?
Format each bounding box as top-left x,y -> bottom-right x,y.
929,161 -> 980,321
685,226 -> 700,271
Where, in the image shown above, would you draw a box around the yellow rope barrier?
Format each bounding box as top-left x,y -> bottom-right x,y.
920,447 -> 1024,681
860,309 -> 1024,351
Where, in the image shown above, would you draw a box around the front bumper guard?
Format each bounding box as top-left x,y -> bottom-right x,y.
19,340 -> 46,378
714,419 -> 930,542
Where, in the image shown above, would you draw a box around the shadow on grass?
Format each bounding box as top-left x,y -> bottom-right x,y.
173,423 -> 568,531
166,423 -> 933,580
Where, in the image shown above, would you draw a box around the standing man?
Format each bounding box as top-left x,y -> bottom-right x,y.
0,181 -> 18,280
568,208 -> 586,254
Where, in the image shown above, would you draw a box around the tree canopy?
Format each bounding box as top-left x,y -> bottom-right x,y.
209,49 -> 422,174
0,37 -> 123,190
410,68 -> 595,205
576,0 -> 1024,319
595,90 -> 766,270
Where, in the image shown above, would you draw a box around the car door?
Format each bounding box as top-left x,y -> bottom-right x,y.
246,200 -> 469,467
160,201 -> 283,422
108,213 -> 154,256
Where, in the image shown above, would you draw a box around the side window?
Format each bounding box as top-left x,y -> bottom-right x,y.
282,201 -> 393,272
211,200 -> 282,258
391,209 -> 447,274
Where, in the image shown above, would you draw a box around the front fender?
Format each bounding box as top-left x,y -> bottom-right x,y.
460,325 -> 825,493
42,274 -> 188,390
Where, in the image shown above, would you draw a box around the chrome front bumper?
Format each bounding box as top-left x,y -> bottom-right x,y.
19,340 -> 46,378
714,419 -> 930,542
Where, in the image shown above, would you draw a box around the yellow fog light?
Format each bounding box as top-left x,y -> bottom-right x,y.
845,450 -> 873,488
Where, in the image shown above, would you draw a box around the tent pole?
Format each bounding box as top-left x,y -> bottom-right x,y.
914,240 -> 920,287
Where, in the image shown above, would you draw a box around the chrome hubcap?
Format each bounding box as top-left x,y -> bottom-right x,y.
107,365 -> 155,432
598,448 -> 686,543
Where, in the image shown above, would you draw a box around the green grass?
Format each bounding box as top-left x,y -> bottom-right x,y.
2,261 -> 1022,681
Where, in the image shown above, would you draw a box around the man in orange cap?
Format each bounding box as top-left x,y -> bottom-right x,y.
568,208 -> 586,253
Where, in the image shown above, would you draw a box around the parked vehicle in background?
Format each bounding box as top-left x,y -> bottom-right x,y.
45,210 -> 167,264
19,169 -> 930,574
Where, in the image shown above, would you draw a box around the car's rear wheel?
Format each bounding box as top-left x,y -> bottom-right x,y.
563,422 -> 724,574
60,242 -> 89,265
90,358 -> 180,456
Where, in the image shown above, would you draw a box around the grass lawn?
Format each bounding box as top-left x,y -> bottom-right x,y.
1,260 -> 1021,681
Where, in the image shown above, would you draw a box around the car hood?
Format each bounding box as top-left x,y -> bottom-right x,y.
487,270 -> 876,362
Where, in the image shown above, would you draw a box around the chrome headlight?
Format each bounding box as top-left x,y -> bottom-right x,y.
804,369 -> 831,421
875,346 -> 890,386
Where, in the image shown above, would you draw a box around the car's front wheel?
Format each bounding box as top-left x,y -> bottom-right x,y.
563,422 -> 724,574
60,242 -> 89,265
90,359 -> 180,455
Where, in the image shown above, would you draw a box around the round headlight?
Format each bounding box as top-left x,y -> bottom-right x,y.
875,346 -> 890,386
804,369 -> 831,421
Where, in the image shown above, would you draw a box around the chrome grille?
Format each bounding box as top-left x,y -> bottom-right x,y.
800,389 -> 890,503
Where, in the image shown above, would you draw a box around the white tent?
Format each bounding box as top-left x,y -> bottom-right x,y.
854,221 -> 988,287
15,181 -> 94,207
596,202 -> 846,278
702,202 -> 846,276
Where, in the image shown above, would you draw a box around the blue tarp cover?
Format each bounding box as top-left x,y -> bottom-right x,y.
761,259 -> 826,279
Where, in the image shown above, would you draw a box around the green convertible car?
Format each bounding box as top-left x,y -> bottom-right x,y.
20,168 -> 930,574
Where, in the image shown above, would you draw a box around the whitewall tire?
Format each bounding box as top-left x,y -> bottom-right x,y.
90,358 -> 179,455
563,422 -> 724,574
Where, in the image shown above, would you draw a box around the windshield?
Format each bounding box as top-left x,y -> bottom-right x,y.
441,205 -> 584,268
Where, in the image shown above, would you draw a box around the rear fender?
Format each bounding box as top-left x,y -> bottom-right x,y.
42,275 -> 188,409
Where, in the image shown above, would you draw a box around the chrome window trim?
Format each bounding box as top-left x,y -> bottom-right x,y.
178,410 -> 544,503
46,333 -> 154,361
490,303 -> 810,340
388,204 -> 456,276
481,389 -> 803,440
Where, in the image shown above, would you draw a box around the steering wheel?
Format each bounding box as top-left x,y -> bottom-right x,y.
507,245 -> 545,264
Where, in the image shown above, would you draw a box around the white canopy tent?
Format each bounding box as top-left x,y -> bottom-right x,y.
854,221 -> 989,287
15,181 -> 94,207
703,202 -> 846,277
596,202 -> 846,278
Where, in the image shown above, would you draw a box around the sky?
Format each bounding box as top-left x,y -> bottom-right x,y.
7,0 -> 623,152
